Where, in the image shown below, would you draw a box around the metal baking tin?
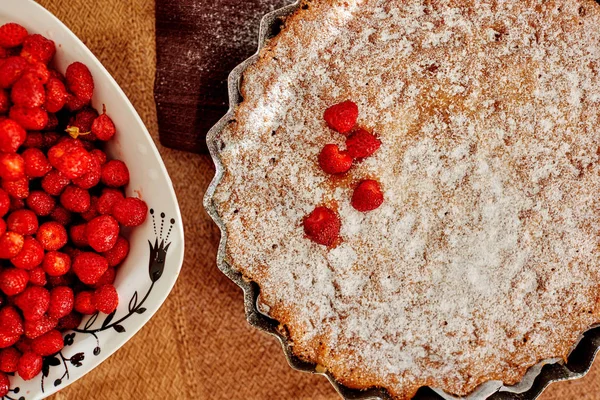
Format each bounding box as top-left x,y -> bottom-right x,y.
202,2 -> 600,398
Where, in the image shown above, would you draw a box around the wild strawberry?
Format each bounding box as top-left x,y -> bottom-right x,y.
73,155 -> 100,189
323,100 -> 359,134
20,34 -> 55,65
22,148 -> 52,177
0,89 -> 9,114
303,206 -> 341,246
56,312 -> 82,331
7,209 -> 38,235
351,180 -> 384,212
28,268 -> 46,286
36,222 -> 67,251
80,196 -> 99,222
10,236 -> 46,270
48,139 -> 92,180
23,315 -> 57,339
102,236 -> 129,267
97,188 -> 123,215
11,237 -> 44,270
42,251 -> 71,277
44,113 -> 59,131
9,106 -> 48,130
92,268 -> 116,288
0,306 -> 23,348
0,231 -> 24,259
318,144 -> 352,174
0,371 -> 8,397
44,77 -> 68,113
31,330 -> 63,356
74,291 -> 96,315
60,185 -> 90,213
11,74 -> 45,108
69,224 -> 88,248
15,286 -> 50,321
47,286 -> 74,319
24,62 -> 50,84
90,149 -> 107,165
1,177 -> 28,199
86,215 -> 119,252
22,132 -> 43,149
0,152 -> 25,180
0,119 -> 26,152
0,267 -> 29,295
91,108 -> 116,141
65,94 -> 88,112
26,191 -> 55,216
112,197 -> 148,227
41,169 -> 70,195
73,252 -> 108,285
100,160 -> 129,187
0,188 -> 8,217
17,351 -> 42,380
0,347 -> 20,372
0,23 -> 28,48
49,206 -> 72,226
0,56 -> 27,88
93,284 -> 118,314
65,62 -> 94,103
346,129 -> 381,159
65,107 -> 97,139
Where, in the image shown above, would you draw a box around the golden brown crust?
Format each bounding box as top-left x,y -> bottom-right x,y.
213,0 -> 600,398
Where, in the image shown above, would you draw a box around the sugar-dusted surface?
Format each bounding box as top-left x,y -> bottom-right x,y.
212,0 -> 600,398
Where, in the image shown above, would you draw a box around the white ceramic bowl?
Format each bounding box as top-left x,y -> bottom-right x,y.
0,1 -> 184,399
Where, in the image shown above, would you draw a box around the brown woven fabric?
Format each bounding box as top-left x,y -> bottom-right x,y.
34,0 -> 598,398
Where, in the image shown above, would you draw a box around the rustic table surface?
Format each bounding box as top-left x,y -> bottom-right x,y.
35,0 -> 600,398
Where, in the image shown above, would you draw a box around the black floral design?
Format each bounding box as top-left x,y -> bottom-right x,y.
31,209 -> 175,396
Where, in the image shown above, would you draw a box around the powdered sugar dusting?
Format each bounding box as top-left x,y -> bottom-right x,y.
213,0 -> 600,398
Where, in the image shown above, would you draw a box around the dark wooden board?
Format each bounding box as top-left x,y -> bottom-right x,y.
154,0 -> 292,153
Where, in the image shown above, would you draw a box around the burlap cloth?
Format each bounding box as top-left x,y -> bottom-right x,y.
32,0 -> 600,398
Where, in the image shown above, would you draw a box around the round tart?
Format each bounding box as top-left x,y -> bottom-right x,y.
212,0 -> 600,398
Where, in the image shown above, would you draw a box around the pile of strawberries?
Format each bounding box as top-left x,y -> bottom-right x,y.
0,23 -> 148,394
303,100 -> 383,246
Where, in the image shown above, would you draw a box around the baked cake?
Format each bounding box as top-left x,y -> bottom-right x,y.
211,0 -> 600,398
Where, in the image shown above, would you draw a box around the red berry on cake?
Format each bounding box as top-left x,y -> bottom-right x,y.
346,129 -> 381,159
351,180 -> 384,212
323,100 -> 359,134
318,144 -> 353,175
303,206 -> 341,246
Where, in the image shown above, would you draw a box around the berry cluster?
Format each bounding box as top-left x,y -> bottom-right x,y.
304,100 -> 383,246
0,23 -> 148,394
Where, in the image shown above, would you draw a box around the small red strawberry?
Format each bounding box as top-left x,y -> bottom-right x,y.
318,144 -> 353,175
9,105 -> 48,130
11,73 -> 45,108
323,100 -> 359,134
0,23 -> 28,48
0,56 -> 28,88
48,286 -> 74,319
0,372 -> 8,397
44,77 -> 68,113
102,236 -> 129,267
24,315 -> 57,340
0,119 -> 26,153
26,190 -> 56,216
36,222 -> 67,251
22,148 -> 52,178
91,107 -> 116,141
17,351 -> 42,380
20,34 -> 56,65
72,252 -> 108,285
0,306 -> 24,348
31,330 -> 63,356
28,268 -> 46,286
0,347 -> 20,372
14,286 -> 50,321
74,291 -> 96,315
0,268 -> 29,295
42,251 -> 71,277
303,206 -> 341,246
346,129 -> 381,159
0,231 -> 24,259
93,284 -> 119,314
11,236 -> 44,270
111,197 -> 148,227
65,62 -> 94,103
351,180 -> 384,212
86,215 -> 119,252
